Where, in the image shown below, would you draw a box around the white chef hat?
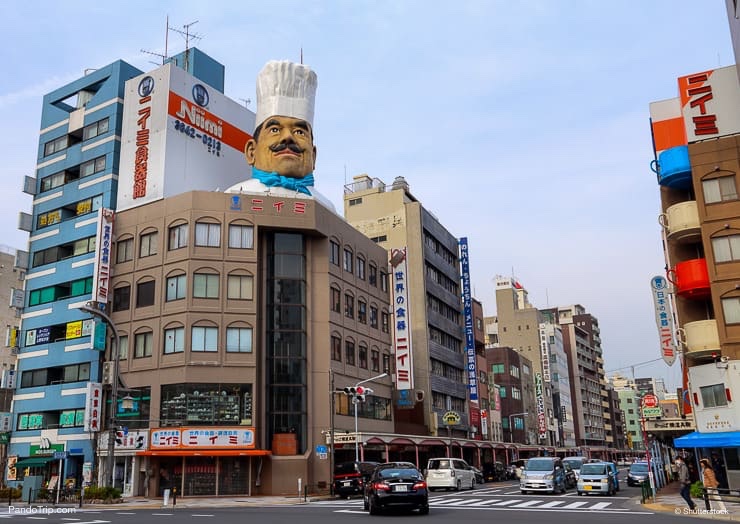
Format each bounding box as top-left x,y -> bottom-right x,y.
254,60 -> 318,131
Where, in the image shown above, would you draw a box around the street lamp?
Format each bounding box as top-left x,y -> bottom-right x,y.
508,412 -> 528,443
347,373 -> 387,462
78,301 -> 123,489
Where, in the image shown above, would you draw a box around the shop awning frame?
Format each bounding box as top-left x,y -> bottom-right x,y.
137,449 -> 271,456
15,457 -> 56,468
673,430 -> 740,448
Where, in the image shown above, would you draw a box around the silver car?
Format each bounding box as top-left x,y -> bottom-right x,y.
577,462 -> 616,496
520,457 -> 567,494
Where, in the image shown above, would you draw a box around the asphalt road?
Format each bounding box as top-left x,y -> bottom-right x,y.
1,479 -> 691,524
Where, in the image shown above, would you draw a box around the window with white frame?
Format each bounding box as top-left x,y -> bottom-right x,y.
712,234 -> 740,263
169,223 -> 188,250
227,274 -> 253,300
721,296 -> 740,324
195,222 -> 221,247
703,175 -> 738,204
83,117 -> 109,140
192,326 -> 218,352
700,383 -> 728,408
166,274 -> 186,301
228,224 -> 254,249
226,327 -> 253,353
164,327 -> 185,354
194,273 -> 219,298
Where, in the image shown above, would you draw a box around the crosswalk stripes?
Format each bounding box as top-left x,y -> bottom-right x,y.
310,496 -> 619,512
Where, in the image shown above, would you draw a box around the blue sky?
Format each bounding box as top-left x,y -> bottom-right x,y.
1,1 -> 735,390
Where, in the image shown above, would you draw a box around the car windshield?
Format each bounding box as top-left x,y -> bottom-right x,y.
427,460 -> 451,470
563,458 -> 584,469
334,462 -> 359,475
526,459 -> 555,471
581,464 -> 607,475
378,468 -> 420,480
630,463 -> 649,473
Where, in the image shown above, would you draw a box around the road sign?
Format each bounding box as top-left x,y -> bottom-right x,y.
53,451 -> 69,460
315,444 -> 327,454
642,394 -> 659,408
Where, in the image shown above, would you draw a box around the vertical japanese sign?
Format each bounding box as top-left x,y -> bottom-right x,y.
650,276 -> 676,366
679,66 -> 740,142
390,248 -> 413,390
535,373 -> 546,439
539,326 -> 551,383
83,382 -> 103,432
92,208 -> 114,304
459,237 -> 478,402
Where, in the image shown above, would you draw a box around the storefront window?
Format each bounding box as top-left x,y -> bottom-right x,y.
160,384 -> 253,426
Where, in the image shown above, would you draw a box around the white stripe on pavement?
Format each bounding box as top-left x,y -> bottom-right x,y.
587,502 -> 612,510
469,499 -> 501,506
538,501 -> 566,508
444,499 -> 484,506
431,498 -> 465,505
489,499 -> 523,506
511,500 -> 545,508
560,501 -> 589,509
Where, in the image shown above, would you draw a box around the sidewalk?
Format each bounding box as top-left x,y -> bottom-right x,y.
641,481 -> 739,521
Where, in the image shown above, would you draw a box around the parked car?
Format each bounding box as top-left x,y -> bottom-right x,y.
507,459 -> 528,480
363,462 -> 429,515
627,461 -> 650,486
482,461 -> 506,482
471,466 -> 484,484
520,456 -> 567,494
563,462 -> 577,489
334,460 -> 379,498
577,461 -> 616,496
425,457 -> 476,491
562,456 -> 586,480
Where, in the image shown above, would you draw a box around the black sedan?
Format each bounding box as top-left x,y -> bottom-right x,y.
363,462 -> 429,515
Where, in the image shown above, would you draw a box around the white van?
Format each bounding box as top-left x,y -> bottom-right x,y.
425,457 -> 476,491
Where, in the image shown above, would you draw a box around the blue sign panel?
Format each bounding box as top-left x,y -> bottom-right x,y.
459,237 -> 478,401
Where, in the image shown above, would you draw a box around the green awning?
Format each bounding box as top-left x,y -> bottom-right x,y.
15,457 -> 55,468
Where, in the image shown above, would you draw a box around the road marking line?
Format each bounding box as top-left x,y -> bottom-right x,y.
489,499 -> 523,506
444,499 -> 484,506
538,501 -> 566,507
469,499 -> 501,506
561,501 -> 588,509
511,500 -> 544,507
335,510 -> 367,514
191,515 -> 214,517
588,502 -> 612,510
431,498 -> 465,505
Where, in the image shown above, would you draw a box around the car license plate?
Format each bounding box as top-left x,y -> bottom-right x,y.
584,485 -> 591,490
394,485 -> 408,492
342,481 -> 351,486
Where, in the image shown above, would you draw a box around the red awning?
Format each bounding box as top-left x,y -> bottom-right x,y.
137,449 -> 271,457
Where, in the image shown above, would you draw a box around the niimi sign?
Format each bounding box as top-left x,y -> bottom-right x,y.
459,237 -> 478,402
92,208 -> 114,304
390,247 -> 413,390
650,275 -> 676,367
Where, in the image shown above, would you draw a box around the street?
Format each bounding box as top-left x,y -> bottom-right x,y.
0,479 -> 696,524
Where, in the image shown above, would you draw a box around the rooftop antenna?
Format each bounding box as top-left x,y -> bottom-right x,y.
300,47 -> 304,64
169,20 -> 203,71
141,15 -> 170,66
239,98 -> 252,108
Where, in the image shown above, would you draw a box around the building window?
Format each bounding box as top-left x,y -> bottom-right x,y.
113,286 -> 130,312
43,135 -> 69,156
369,264 -> 377,286
192,326 -> 218,352
116,238 -> 133,263
370,305 -> 378,328
712,234 -> 740,263
358,344 -> 368,369
721,296 -> 740,324
166,274 -> 186,301
194,273 -> 219,298
700,383 -> 728,408
136,280 -> 155,307
703,175 -> 738,203
329,240 -> 340,266
164,327 -> 185,354
345,293 -> 354,319
380,270 -> 388,292
512,387 -> 522,400
358,299 -> 367,324
227,274 -> 253,300
330,287 -> 341,313
134,332 -> 153,358
382,352 -> 391,374
195,222 -> 221,247
499,386 -> 507,398
509,364 -> 520,378
357,257 -> 366,280
331,335 -> 342,362
371,349 -> 380,372
83,117 -> 109,140
348,197 -> 362,206
226,327 -> 253,352
381,311 -> 390,333
140,232 -> 158,257
228,224 -> 254,249
491,363 -> 504,374
343,248 -> 353,273
168,223 -> 188,250
345,340 -> 356,366
119,335 -> 129,360
40,170 -> 68,192
80,155 -> 106,178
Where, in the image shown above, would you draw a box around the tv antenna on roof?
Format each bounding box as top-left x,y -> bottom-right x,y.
141,15 -> 171,66
239,98 -> 252,108
170,20 -> 203,71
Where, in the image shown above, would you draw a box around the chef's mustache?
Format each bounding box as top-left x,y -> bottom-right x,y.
270,142 -> 304,154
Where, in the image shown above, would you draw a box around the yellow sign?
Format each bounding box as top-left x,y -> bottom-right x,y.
66,321 -> 83,339
442,411 -> 461,426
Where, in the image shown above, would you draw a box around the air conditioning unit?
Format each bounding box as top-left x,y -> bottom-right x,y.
102,361 -> 114,385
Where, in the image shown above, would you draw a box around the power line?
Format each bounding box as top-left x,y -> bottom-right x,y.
606,357 -> 663,374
